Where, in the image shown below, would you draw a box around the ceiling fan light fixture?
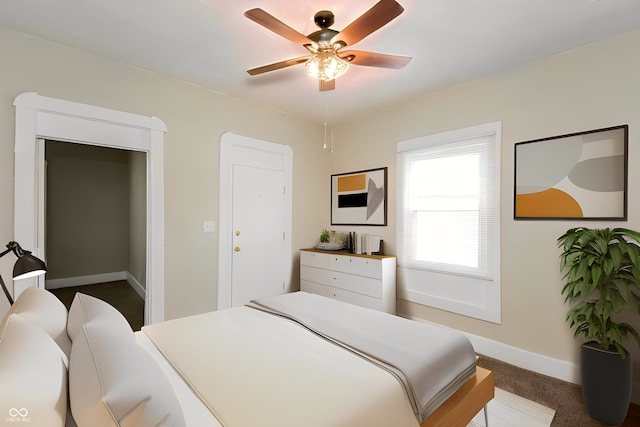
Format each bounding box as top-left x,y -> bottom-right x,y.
304,48 -> 349,81
245,1 -> 410,91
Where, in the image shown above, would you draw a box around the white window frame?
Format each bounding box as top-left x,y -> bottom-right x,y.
397,122 -> 501,323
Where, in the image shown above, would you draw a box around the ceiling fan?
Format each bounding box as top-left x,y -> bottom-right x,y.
244,0 -> 412,92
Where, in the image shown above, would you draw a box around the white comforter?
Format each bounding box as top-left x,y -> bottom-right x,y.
141,292 -> 477,427
143,302 -> 419,427
246,292 -> 477,422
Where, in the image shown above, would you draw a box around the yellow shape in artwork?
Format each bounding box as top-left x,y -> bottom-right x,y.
516,188 -> 583,218
337,174 -> 366,192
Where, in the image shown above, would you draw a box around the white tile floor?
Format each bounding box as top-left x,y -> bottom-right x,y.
469,388 -> 556,427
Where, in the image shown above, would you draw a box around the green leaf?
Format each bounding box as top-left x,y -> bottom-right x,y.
603,257 -> 613,277
609,244 -> 622,269
594,232 -> 609,254
615,280 -> 636,308
557,227 -> 640,353
629,327 -> 640,348
591,267 -> 601,291
627,242 -> 640,267
615,342 -> 627,358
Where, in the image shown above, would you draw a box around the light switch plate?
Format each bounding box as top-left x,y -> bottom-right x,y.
203,220 -> 216,233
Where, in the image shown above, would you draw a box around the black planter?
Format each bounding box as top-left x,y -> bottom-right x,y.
581,342 -> 632,425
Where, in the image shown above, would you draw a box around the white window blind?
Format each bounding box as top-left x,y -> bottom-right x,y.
396,122 -> 501,323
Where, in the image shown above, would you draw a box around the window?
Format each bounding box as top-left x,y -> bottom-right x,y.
397,122 -> 501,323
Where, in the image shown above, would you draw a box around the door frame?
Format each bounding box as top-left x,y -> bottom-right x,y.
217,132 -> 292,309
13,92 -> 166,324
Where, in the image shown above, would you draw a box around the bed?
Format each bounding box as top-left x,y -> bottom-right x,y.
0,287 -> 494,427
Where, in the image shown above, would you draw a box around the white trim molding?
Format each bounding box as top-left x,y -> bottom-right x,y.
397,121 -> 502,324
45,272 -> 128,290
406,315 -> 580,385
45,271 -> 146,301
466,330 -> 580,384
13,92 -> 165,324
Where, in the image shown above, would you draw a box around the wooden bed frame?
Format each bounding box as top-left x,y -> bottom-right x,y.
422,367 -> 495,427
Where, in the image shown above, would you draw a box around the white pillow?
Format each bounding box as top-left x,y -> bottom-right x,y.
2,286 -> 72,360
0,314 -> 68,427
67,293 -> 133,342
69,323 -> 185,427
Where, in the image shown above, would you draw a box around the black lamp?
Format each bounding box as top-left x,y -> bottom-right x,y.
0,241 -> 47,305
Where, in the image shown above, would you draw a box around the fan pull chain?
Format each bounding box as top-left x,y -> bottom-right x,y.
323,122 -> 327,149
331,128 -> 334,153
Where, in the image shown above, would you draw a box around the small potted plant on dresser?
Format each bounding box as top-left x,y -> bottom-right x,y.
558,227 -> 640,425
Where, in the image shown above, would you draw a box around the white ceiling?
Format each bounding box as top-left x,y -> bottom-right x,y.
2,0 -> 640,124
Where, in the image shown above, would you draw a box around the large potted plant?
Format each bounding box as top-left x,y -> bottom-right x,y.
558,227 -> 640,425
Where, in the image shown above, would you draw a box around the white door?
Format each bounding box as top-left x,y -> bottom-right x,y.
218,133 -> 292,309
231,165 -> 286,306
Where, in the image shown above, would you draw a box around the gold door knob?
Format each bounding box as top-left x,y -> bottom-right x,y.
235,231 -> 241,236
234,246 -> 241,252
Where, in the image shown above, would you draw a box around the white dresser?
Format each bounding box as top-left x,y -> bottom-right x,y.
299,249 -> 396,314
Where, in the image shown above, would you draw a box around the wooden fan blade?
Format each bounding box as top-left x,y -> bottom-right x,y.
340,50 -> 411,69
331,0 -> 404,48
319,79 -> 335,92
247,56 -> 311,76
245,8 -> 313,47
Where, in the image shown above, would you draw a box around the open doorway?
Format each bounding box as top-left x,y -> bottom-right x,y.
44,141 -> 146,330
13,92 -> 166,325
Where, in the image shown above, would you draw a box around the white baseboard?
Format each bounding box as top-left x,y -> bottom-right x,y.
465,330 -> 581,384
468,332 -> 640,404
45,271 -> 128,289
126,272 -> 146,301
408,315 -> 640,405
45,271 -> 146,302
405,315 -> 581,384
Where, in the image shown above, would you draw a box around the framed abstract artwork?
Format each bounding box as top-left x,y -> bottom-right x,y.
514,125 -> 628,220
331,167 -> 387,226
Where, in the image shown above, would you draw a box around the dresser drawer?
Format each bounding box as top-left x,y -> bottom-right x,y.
300,281 -> 385,312
300,265 -> 331,284
300,249 -> 396,314
329,254 -> 382,279
300,250 -> 330,269
301,265 -> 382,299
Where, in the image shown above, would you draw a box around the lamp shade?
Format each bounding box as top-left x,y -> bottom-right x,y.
13,253 -> 47,280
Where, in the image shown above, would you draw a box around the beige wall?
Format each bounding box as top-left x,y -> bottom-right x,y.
2,23 -> 639,390
45,142 -> 130,280
0,26 -> 329,318
328,29 -> 640,386
44,144 -> 148,291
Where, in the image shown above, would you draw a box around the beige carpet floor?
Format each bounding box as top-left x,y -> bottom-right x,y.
477,355 -> 639,426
